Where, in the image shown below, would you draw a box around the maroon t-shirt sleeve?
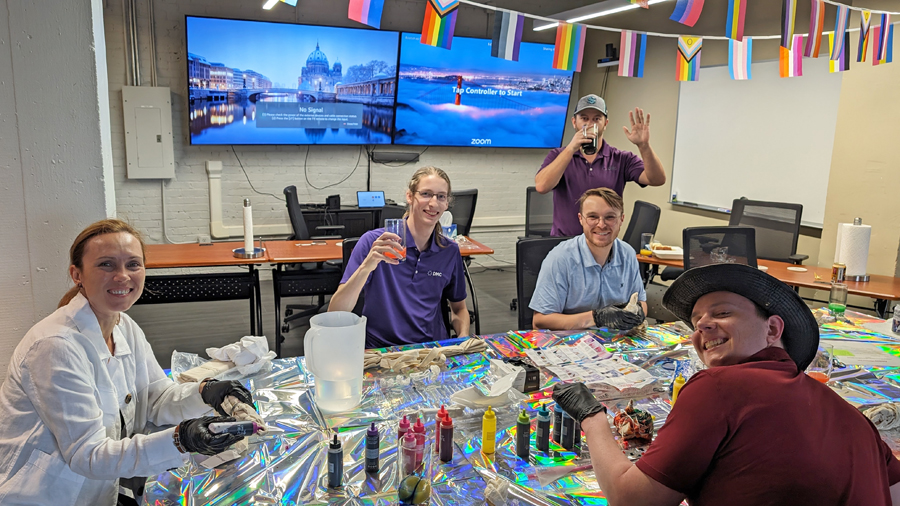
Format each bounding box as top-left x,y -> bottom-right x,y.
880,437 -> 900,485
635,371 -> 728,495
622,150 -> 647,186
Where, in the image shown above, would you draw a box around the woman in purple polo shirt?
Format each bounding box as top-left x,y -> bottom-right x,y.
329,167 -> 470,348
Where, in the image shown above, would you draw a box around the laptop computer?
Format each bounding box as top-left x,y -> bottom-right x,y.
357,191 -> 386,208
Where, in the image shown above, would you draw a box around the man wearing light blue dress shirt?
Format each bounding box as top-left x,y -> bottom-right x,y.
530,187 -> 647,331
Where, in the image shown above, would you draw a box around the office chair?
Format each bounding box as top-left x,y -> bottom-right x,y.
683,226 -> 757,269
729,199 -> 808,264
621,200 -> 661,284
515,237 -> 568,330
524,186 -> 553,238
449,189 -> 478,237
273,186 -> 345,356
379,204 -> 406,226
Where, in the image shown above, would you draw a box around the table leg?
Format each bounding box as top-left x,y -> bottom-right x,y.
875,298 -> 889,319
463,260 -> 480,335
274,266 -> 284,358
253,266 -> 263,336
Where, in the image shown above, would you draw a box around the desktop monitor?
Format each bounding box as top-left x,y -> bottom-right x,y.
357,191 -> 386,208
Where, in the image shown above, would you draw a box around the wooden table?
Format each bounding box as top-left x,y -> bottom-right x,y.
638,255 -> 900,316
142,242 -> 268,335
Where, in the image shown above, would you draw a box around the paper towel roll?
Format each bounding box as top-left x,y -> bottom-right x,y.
243,199 -> 254,253
835,223 -> 871,277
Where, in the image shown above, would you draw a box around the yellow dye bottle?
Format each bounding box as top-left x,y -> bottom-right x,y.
671,374 -> 686,404
482,406 -> 497,454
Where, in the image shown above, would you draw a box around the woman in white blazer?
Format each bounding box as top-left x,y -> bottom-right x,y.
0,219 -> 254,506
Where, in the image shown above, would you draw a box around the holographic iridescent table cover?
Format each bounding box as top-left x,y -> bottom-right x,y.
143,313 -> 900,505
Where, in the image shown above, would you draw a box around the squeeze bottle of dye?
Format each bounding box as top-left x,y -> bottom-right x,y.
516,410 -> 531,459
536,404 -> 551,453
412,416 -> 426,467
560,410 -> 575,451
365,423 -> 380,474
398,415 -> 410,439
439,415 -> 454,462
552,403 -> 563,444
435,405 -> 449,454
401,431 -> 417,475
327,434 -> 343,488
672,374 -> 686,404
482,406 -> 497,454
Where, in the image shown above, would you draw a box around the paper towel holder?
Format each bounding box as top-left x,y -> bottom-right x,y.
844,217 -> 870,282
234,237 -> 266,259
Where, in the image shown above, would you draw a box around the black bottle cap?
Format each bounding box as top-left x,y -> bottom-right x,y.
330,434 -> 341,450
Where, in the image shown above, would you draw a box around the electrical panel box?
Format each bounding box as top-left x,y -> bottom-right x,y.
122,86 -> 175,179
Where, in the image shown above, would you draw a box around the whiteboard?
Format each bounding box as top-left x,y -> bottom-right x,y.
669,56 -> 842,227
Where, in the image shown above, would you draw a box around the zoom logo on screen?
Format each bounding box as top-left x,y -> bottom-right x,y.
471,138 -> 492,145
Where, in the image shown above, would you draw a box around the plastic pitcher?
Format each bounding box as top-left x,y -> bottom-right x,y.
305,312 -> 367,413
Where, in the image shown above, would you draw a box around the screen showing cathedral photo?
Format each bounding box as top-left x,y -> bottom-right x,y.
186,16 -> 400,145
393,33 -> 574,148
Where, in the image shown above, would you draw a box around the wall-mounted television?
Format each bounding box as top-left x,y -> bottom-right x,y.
393,33 -> 574,148
186,16 -> 400,145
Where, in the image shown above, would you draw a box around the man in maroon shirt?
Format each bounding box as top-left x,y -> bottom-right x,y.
554,263 -> 900,505
535,94 -> 666,237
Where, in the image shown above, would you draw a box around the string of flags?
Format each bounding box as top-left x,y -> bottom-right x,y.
344,0 -> 897,80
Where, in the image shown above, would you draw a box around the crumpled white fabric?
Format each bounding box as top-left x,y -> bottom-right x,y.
363,337 -> 487,371
207,336 -> 277,375
484,476 -> 509,506
864,403 -> 900,430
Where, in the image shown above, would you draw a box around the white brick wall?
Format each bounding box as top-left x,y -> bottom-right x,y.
103,0 -> 581,267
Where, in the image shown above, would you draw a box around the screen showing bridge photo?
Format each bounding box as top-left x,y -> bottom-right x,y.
394,33 -> 574,148
186,16 -> 400,145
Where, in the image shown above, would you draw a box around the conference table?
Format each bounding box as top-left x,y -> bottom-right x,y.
638,255 -> 900,317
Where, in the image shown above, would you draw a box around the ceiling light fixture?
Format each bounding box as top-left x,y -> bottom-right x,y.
534,0 -> 672,31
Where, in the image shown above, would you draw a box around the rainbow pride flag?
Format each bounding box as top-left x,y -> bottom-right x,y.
873,24 -> 894,66
877,14 -> 892,62
676,36 -> 702,81
726,0 -> 746,40
779,34 -> 803,77
858,11 -> 872,62
619,30 -> 647,78
348,0 -> 385,29
803,0 -> 824,57
669,0 -> 704,27
829,31 -> 850,72
421,0 -> 459,49
553,22 -> 587,72
728,38 -> 752,80
830,5 -> 850,60
780,0 -> 796,48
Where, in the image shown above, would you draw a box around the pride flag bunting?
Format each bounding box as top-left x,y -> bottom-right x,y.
348,0 -> 385,29
803,0 -> 824,57
873,24 -> 894,65
729,38 -> 752,80
619,30 -> 648,78
830,5 -> 850,60
491,9 -> 525,61
779,34 -> 804,77
829,31 -> 850,72
858,11 -> 872,62
877,14 -> 892,62
631,0 -> 650,8
676,36 -> 702,81
421,0 -> 459,49
726,0 -> 746,40
780,0 -> 796,48
670,0 -> 705,27
553,22 -> 587,72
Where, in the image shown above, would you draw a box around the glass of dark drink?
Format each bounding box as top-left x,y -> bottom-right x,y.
582,124 -> 599,155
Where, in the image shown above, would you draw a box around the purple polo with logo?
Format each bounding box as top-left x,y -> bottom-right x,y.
341,227 -> 468,349
538,140 -> 645,237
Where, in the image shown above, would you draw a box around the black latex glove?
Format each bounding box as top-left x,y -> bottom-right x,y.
592,302 -> 645,330
177,415 -> 243,456
552,383 -> 607,423
201,379 -> 254,415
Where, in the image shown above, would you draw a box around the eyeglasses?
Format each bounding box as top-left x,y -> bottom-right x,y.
416,191 -> 449,203
581,214 -> 621,226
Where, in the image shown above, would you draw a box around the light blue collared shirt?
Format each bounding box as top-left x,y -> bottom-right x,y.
529,235 -> 646,316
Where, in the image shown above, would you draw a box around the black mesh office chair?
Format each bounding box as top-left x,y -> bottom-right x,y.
516,237 -> 568,330
284,185 -> 345,240
683,226 -> 757,269
524,186 -> 554,238
622,200 -> 661,284
729,199 -> 807,264
379,204 -> 406,225
449,189 -> 478,237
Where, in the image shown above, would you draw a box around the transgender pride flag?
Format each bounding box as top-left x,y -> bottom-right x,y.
729,38 -> 752,80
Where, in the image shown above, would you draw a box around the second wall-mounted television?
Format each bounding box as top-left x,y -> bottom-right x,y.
394,33 -> 574,148
186,16 -> 400,145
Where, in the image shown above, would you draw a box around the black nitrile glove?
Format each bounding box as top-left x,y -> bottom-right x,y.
552,383 -> 607,423
592,302 -> 645,330
201,379 -> 253,415
177,415 -> 243,456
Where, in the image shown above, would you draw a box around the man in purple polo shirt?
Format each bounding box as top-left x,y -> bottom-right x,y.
536,94 -> 666,237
